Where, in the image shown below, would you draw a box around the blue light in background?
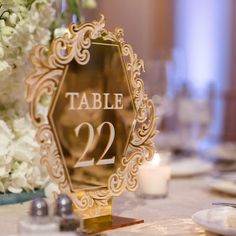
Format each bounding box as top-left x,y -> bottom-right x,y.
175,0 -> 232,139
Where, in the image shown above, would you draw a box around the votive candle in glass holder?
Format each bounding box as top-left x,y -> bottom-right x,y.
137,152 -> 171,198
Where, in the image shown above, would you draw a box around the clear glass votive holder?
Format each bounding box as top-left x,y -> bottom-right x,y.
137,152 -> 172,199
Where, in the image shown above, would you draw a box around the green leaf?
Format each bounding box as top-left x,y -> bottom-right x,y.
66,0 -> 80,23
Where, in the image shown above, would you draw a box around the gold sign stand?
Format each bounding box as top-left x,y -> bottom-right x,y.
25,15 -> 156,233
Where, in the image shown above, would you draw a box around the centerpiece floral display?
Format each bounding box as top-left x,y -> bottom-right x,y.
0,0 -> 97,199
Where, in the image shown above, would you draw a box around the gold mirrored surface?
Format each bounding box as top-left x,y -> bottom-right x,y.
49,40 -> 136,192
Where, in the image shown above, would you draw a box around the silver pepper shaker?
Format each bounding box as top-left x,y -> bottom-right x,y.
55,194 -> 80,232
18,197 -> 59,233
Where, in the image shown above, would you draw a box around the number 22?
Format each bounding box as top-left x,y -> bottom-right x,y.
73,122 -> 115,168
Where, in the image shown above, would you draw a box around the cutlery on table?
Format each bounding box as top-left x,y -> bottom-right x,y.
212,202 -> 236,208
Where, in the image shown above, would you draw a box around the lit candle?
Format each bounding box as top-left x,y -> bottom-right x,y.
138,152 -> 171,198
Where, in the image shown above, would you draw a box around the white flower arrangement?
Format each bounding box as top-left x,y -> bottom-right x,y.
0,116 -> 49,193
0,0 -> 55,113
0,0 -> 55,194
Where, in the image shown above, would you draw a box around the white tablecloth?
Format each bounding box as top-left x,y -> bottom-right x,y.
0,177 -> 234,235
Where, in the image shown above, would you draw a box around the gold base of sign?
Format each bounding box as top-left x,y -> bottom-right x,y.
73,192 -> 112,219
81,215 -> 144,234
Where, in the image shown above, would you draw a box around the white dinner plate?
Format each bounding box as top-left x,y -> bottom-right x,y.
171,158 -> 213,177
207,143 -> 236,161
192,207 -> 236,236
207,175 -> 236,196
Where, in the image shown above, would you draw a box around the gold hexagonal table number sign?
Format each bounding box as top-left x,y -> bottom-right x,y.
25,16 -> 157,232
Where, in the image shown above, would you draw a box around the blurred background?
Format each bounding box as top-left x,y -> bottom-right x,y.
82,0 -> 236,146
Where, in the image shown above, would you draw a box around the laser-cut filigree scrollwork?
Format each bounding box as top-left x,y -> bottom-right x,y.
26,15 -> 157,214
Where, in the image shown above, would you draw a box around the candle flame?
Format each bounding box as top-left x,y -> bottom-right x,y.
151,153 -> 161,165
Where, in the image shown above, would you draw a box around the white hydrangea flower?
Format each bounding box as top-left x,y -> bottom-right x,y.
0,43 -> 4,58
13,116 -> 36,137
0,166 -> 10,179
0,120 -> 14,153
8,186 -> 23,194
9,13 -> 18,26
0,115 -> 50,193
44,182 -> 60,199
0,181 -> 5,192
0,0 -> 55,113
0,61 -> 11,80
0,19 -> 5,28
54,27 -> 71,38
10,138 -> 38,163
